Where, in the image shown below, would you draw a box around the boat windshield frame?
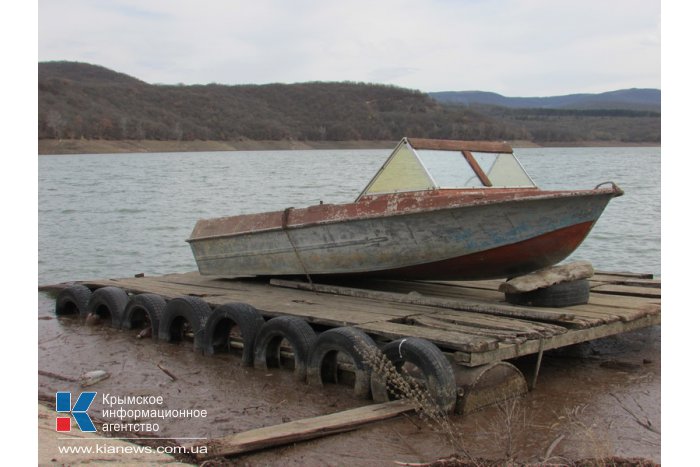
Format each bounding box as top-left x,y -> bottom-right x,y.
357,138 -> 537,200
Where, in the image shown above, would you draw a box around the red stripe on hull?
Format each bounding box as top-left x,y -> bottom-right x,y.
355,221 -> 596,281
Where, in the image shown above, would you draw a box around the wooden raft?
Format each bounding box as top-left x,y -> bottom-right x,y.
41,269 -> 660,367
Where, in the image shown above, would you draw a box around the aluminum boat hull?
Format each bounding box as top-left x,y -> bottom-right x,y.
187,187 -> 621,280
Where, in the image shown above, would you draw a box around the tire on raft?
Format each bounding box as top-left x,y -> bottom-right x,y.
306,326 -> 379,399
504,279 -> 590,308
55,284 -> 92,317
370,337 -> 458,414
121,293 -> 167,339
87,286 -> 130,327
253,316 -> 317,382
157,296 -> 212,350
200,302 -> 265,366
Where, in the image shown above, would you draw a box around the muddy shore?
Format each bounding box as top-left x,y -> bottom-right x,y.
37,290 -> 660,465
38,138 -> 658,155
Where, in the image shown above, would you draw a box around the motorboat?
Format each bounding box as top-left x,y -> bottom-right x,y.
187,137 -> 622,280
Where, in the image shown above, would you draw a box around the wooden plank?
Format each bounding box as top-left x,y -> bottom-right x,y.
159,275 -> 448,320
425,279 -> 506,291
406,138 -> 513,153
357,321 -> 498,353
579,298 -> 660,323
359,279 -> 504,298
593,270 -> 655,279
406,280 -> 659,324
413,284 -> 506,302
83,276 -> 227,297
360,281 -> 593,327
192,400 -> 413,461
591,274 -> 660,288
157,275 -> 442,320
564,307 -> 624,324
410,316 -> 528,344
147,271 -> 255,289
456,313 -> 661,367
433,279 -> 506,291
427,274 -> 659,293
429,310 -> 568,336
587,291 -> 660,310
590,284 -> 661,299
350,281 -> 490,303
462,151 -> 492,186
271,279 -> 580,325
416,289 -> 616,329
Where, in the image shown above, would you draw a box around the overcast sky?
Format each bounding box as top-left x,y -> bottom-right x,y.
38,0 -> 660,96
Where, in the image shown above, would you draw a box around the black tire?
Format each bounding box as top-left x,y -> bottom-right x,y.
87,286 -> 129,327
158,296 -> 212,350
371,337 -> 457,414
121,293 -> 167,338
504,279 -> 590,308
201,302 -> 265,366
55,285 -> 92,316
253,316 -> 317,382
306,327 -> 379,399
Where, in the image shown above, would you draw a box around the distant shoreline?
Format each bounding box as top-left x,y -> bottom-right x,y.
38,139 -> 660,155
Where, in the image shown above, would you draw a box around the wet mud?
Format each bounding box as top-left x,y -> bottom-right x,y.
38,291 -> 660,465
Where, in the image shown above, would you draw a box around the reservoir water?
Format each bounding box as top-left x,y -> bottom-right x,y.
38,146 -> 660,285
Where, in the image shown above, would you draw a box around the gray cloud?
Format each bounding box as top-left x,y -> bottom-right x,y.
38,0 -> 660,95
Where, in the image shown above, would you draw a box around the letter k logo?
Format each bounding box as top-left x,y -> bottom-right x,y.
56,392 -> 97,432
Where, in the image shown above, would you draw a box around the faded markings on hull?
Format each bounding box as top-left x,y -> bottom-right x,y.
363,221 -> 595,281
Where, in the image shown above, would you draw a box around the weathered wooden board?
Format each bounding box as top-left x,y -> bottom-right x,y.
271,279 -> 581,325
83,277 -> 233,299
591,284 -> 661,298
407,137 -> 513,153
330,276 -> 658,325
409,316 -> 528,344
400,279 -> 506,292
587,291 -> 660,310
335,277 -> 503,302
192,400 -> 413,460
574,302 -> 659,323
357,321 -> 499,353
559,305 -> 626,324
456,313 -> 661,367
420,273 -> 658,294
422,310 -> 568,336
591,274 -> 660,288
593,270 -> 655,279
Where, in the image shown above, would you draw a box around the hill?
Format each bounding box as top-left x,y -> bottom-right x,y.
39,60 -> 147,87
39,61 -> 526,143
39,61 -> 660,146
429,89 -> 660,112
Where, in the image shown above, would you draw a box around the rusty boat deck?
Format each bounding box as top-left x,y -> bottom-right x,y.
41,270 -> 660,368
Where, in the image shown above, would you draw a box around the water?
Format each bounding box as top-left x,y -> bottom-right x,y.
38,147 -> 660,285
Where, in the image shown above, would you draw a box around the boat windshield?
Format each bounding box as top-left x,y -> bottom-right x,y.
359,138 -> 536,198
416,149 -> 536,188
